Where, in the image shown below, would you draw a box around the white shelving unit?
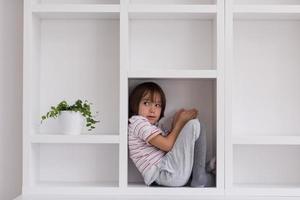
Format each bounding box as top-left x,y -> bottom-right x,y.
20,0 -> 300,198
23,0 -> 224,196
225,0 -> 300,196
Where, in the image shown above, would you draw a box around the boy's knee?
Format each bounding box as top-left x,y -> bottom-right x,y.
184,119 -> 201,139
186,118 -> 200,128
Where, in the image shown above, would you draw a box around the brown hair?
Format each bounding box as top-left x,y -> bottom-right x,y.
129,82 -> 166,120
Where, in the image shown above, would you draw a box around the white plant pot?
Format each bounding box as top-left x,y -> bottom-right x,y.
58,111 -> 85,135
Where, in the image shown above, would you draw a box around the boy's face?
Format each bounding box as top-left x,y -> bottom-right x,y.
138,92 -> 162,125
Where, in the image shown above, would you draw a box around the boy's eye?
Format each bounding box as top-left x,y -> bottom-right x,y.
142,100 -> 162,108
155,104 -> 162,108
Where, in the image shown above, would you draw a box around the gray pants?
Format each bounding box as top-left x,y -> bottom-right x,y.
155,119 -> 201,187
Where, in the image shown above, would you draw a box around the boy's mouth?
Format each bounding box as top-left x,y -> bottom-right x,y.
147,116 -> 156,120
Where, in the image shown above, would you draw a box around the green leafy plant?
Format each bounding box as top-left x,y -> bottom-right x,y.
41,100 -> 99,131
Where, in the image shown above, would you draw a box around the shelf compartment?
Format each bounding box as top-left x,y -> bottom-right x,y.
232,19 -> 300,137
31,144 -> 119,188
32,5 -> 120,19
130,16 -> 217,71
232,136 -> 300,145
128,79 -> 217,187
128,69 -> 217,79
30,16 -> 120,135
233,145 -> 300,187
30,134 -> 120,144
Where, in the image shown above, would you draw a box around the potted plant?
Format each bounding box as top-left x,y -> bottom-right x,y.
41,99 -> 99,135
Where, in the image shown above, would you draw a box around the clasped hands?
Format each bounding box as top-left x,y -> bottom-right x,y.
172,108 -> 198,128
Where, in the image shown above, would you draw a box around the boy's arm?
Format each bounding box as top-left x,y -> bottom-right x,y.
149,121 -> 185,152
149,109 -> 198,152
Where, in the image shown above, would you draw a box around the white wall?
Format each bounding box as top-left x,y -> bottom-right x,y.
0,0 -> 23,199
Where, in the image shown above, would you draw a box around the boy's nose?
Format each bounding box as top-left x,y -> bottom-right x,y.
149,105 -> 156,112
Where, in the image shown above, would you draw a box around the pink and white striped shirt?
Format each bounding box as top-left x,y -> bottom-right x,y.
128,115 -> 166,180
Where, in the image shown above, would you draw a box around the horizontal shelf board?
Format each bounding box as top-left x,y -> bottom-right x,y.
129,5 -> 216,19
35,180 -> 118,188
32,4 -> 120,12
127,183 -> 222,195
129,5 -> 217,13
234,5 -> 300,13
14,195 -> 300,200
232,136 -> 300,145
30,134 -> 120,144
234,5 -> 300,19
25,183 -> 223,196
25,181 -> 119,195
233,183 -> 300,188
229,183 -> 300,196
32,5 -> 120,19
128,69 -> 217,79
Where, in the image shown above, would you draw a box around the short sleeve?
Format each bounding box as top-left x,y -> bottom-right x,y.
129,116 -> 162,144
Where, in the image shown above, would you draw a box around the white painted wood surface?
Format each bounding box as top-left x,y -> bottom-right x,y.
226,0 -> 300,195
22,0 -> 300,197
13,194 -> 300,200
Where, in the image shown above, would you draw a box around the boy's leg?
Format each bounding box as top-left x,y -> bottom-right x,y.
155,119 -> 200,187
190,124 -> 215,187
206,157 -> 216,174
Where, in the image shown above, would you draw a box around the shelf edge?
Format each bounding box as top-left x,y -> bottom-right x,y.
31,4 -> 121,13
234,5 -> 300,14
128,69 -> 217,79
232,136 -> 300,145
30,134 -> 120,144
129,5 -> 217,14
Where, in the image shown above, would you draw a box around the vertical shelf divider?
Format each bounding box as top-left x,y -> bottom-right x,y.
216,0 -> 225,192
225,0 -> 234,191
23,0 -> 32,193
119,0 -> 129,189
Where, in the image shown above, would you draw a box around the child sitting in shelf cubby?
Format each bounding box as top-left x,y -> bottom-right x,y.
128,82 -> 216,187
